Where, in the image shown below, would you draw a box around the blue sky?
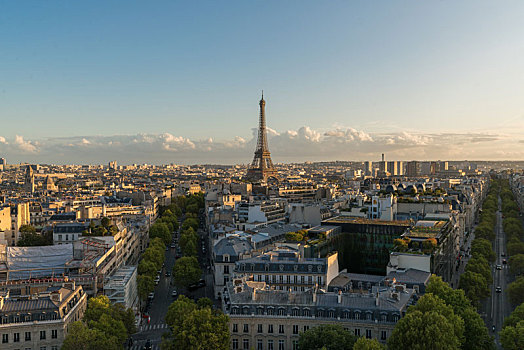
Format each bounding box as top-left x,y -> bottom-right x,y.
1,1 -> 524,163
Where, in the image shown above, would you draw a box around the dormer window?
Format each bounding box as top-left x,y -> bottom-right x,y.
308,265 -> 312,272
293,265 -> 298,271
224,255 -> 230,262
279,264 -> 284,272
317,265 -> 322,272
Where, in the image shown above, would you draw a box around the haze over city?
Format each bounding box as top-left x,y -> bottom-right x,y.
2,1 -> 524,163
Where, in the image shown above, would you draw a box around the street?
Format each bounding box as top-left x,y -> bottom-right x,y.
130,217 -> 214,350
484,196 -> 511,348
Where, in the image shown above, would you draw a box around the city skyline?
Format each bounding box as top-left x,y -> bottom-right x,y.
2,1 -> 524,163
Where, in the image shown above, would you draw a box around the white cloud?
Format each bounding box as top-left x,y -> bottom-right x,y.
14,135 -> 39,153
0,128 -> 517,164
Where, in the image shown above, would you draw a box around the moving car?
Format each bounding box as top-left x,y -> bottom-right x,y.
496,264 -> 502,270
148,292 -> 154,300
171,290 -> 178,298
496,286 -> 502,293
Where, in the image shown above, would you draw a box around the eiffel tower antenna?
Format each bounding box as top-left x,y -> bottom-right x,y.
246,92 -> 279,183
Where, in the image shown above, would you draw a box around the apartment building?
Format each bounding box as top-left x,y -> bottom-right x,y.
0,281 -> 87,350
224,279 -> 415,350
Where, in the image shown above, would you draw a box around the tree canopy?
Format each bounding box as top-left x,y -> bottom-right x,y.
388,293 -> 464,350
62,295 -> 135,350
425,275 -> 494,350
163,295 -> 229,350
172,256 -> 201,289
298,324 -> 357,350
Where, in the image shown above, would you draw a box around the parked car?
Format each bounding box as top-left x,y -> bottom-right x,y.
171,290 -> 178,298
496,264 -> 502,270
148,292 -> 154,300
496,286 -> 502,293
165,271 -> 171,277
154,276 -> 160,285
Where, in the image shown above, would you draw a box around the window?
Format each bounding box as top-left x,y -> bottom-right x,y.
257,339 -> 263,350
233,324 -> 238,333
40,347 -> 47,350
303,309 -> 310,317
2,334 -> 8,343
243,324 -> 249,333
268,340 -> 274,350
40,330 -> 46,340
293,325 -> 299,334
14,332 -> 20,342
292,340 -> 299,350
257,324 -> 263,333
278,308 -> 286,316
381,330 -> 387,340
366,329 -> 372,339
278,340 -> 285,350
303,325 -> 309,332
243,339 -> 249,350
291,308 -> 299,316
354,312 -> 360,320
366,313 -> 372,320
232,339 -> 239,350
224,265 -> 230,274
52,347 -> 59,350
354,329 -> 361,336
25,332 -> 31,341
279,325 -> 285,334
268,324 -> 273,333
51,330 -> 58,339
267,308 -> 274,316
381,314 -> 387,322
393,315 -> 399,322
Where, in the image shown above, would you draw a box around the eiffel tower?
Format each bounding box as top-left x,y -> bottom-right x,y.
246,92 -> 279,183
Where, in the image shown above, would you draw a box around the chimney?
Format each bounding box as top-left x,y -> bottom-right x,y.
375,292 -> 380,306
337,290 -> 342,304
50,291 -> 62,303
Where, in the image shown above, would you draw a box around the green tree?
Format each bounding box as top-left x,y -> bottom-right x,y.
19,224 -> 36,233
101,217 -> 111,228
150,222 -> 171,245
182,238 -> 197,257
353,337 -> 385,350
138,259 -> 157,277
388,294 -> 464,350
471,239 -> 496,263
165,295 -> 197,330
509,254 -> 524,276
426,275 -> 494,350
503,302 -> 524,328
172,256 -> 202,289
465,256 -> 493,285
197,297 -> 213,309
285,231 -> 304,242
88,312 -> 127,346
298,324 -> 357,350
84,295 -> 111,324
459,271 -> 490,306
61,321 -> 120,350
182,217 -> 199,231
163,296 -> 229,350
507,240 -> 524,256
499,320 -> 524,350
507,276 -> 524,305
137,275 -> 154,300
